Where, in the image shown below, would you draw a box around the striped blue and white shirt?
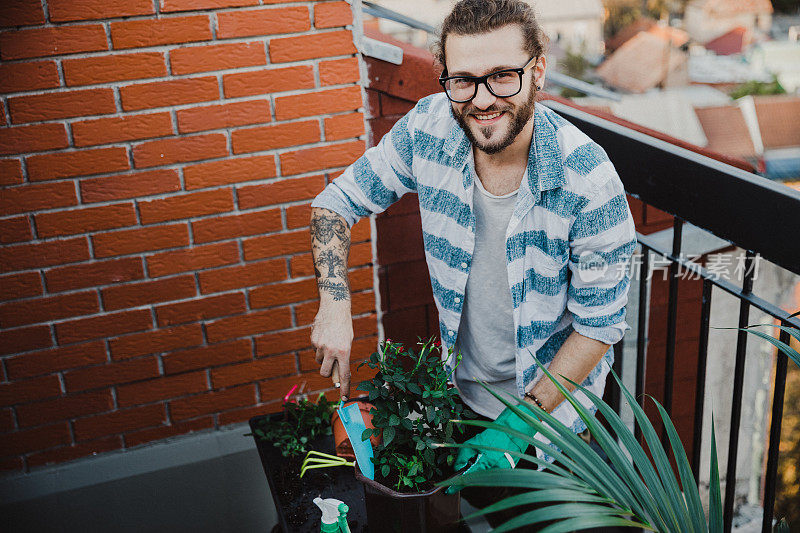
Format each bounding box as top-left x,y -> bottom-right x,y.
312,92 -> 637,445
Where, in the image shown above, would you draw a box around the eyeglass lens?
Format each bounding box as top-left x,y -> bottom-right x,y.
444,71 -> 522,102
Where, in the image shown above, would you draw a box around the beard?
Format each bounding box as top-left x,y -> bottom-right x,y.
451,83 -> 537,155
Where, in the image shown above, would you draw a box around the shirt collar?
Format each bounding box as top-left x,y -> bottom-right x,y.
443,102 -> 566,194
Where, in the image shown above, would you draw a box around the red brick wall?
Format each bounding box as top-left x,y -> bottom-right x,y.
0,0 -> 378,473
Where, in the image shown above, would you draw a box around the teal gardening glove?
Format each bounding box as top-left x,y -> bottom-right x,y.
446,405 -> 537,494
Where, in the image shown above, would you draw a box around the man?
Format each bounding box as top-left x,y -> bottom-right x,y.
309,0 -> 637,474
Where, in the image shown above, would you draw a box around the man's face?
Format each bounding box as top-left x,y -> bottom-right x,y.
444,25 -> 545,155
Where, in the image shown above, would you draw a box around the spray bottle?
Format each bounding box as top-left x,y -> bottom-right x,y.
313,496 -> 351,533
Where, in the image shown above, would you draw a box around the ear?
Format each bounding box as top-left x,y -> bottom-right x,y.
533,55 -> 547,92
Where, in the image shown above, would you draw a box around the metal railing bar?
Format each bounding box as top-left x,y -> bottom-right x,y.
610,342 -> 623,415
636,235 -> 800,330
761,327 -> 790,533
663,218 -> 683,424
691,278 -> 713,482
635,248 -> 650,442
723,251 -> 756,533
361,1 -> 437,34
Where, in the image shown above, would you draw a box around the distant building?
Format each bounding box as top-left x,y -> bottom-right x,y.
606,17 -> 689,53
704,26 -> 752,56
596,31 -> 688,93
684,0 -> 773,44
695,95 -> 800,180
688,46 -> 772,92
746,40 -> 800,94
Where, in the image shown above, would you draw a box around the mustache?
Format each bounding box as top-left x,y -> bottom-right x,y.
463,105 -> 511,116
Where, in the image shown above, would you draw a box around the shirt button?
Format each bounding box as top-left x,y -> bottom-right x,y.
454,297 -> 461,303
460,262 -> 468,269
449,330 -> 455,336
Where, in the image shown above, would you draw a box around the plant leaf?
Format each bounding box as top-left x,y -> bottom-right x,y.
709,417 -> 723,533
490,502 -> 646,533
383,426 -> 395,447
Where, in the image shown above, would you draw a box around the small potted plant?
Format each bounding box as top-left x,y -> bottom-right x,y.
353,338 -> 476,533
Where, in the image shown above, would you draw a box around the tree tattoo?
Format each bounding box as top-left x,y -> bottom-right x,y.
311,208 -> 352,302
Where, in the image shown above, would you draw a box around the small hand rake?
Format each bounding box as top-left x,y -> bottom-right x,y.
300,450 -> 354,478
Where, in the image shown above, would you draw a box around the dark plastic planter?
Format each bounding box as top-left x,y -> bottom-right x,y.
249,412 -> 368,533
354,460 -> 463,533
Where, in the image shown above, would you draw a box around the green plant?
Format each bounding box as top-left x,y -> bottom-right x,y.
730,76 -> 786,100
356,338 -> 475,492
250,393 -> 337,458
440,339 -> 797,532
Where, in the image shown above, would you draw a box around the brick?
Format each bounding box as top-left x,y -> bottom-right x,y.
138,188 -> 234,224
147,242 -> 239,277
222,65 -> 313,98
81,169 -> 181,203
0,291 -> 99,328
0,61 -> 59,93
254,326 -> 311,357
5,342 -> 107,380
162,338 -> 251,374
0,237 -> 89,273
325,112 -> 364,141
217,6 -> 309,38
258,371 -> 332,403
0,374 -> 61,407
171,41 -> 266,75
315,1 -> 352,28
110,15 -> 211,49
289,253 -> 314,278
121,76 -> 219,112
0,457 -> 23,472
319,57 -> 359,86
101,275 -> 196,311
169,384 -> 255,421
64,356 -> 159,392
35,203 -> 137,237
242,229 -> 309,260
124,416 -> 212,448
275,86 -> 362,120
110,323 -> 203,360
16,390 -> 114,428
237,175 -> 325,209
27,147 -> 129,182
231,120 -> 319,154
63,52 -> 167,86
27,436 -> 122,468
285,203 -> 311,229
0,26 -> 107,61
48,0 -> 153,22
1,0 -> 45,27
198,259 -> 285,294
73,404 -> 166,441
184,155 -> 276,190
269,30 -> 355,63
56,309 -> 152,345
162,0 -> 258,12
211,355 -> 295,388
9,88 -> 116,124
250,278 -> 316,309
117,372 -> 208,407
0,123 -> 69,156
92,224 -> 190,258
0,409 -> 14,432
205,307 -> 292,343
177,99 -> 270,134
192,209 -> 281,244
45,257 -> 144,292
72,112 -> 173,147
156,293 -> 247,328
0,272 -> 42,302
280,140 -> 364,176
218,402 -> 282,426
0,216 -> 32,244
0,159 -> 23,186
133,134 -> 228,169
1,423 -> 70,458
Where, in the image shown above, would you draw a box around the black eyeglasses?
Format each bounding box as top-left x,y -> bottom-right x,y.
439,57 -> 538,103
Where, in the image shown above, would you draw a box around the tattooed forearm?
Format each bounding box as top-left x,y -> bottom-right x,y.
311,208 -> 352,303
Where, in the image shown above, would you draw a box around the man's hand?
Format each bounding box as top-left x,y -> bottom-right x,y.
311,304 -> 353,399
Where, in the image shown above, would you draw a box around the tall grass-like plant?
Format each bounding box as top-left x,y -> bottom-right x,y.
439,338 -> 796,532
